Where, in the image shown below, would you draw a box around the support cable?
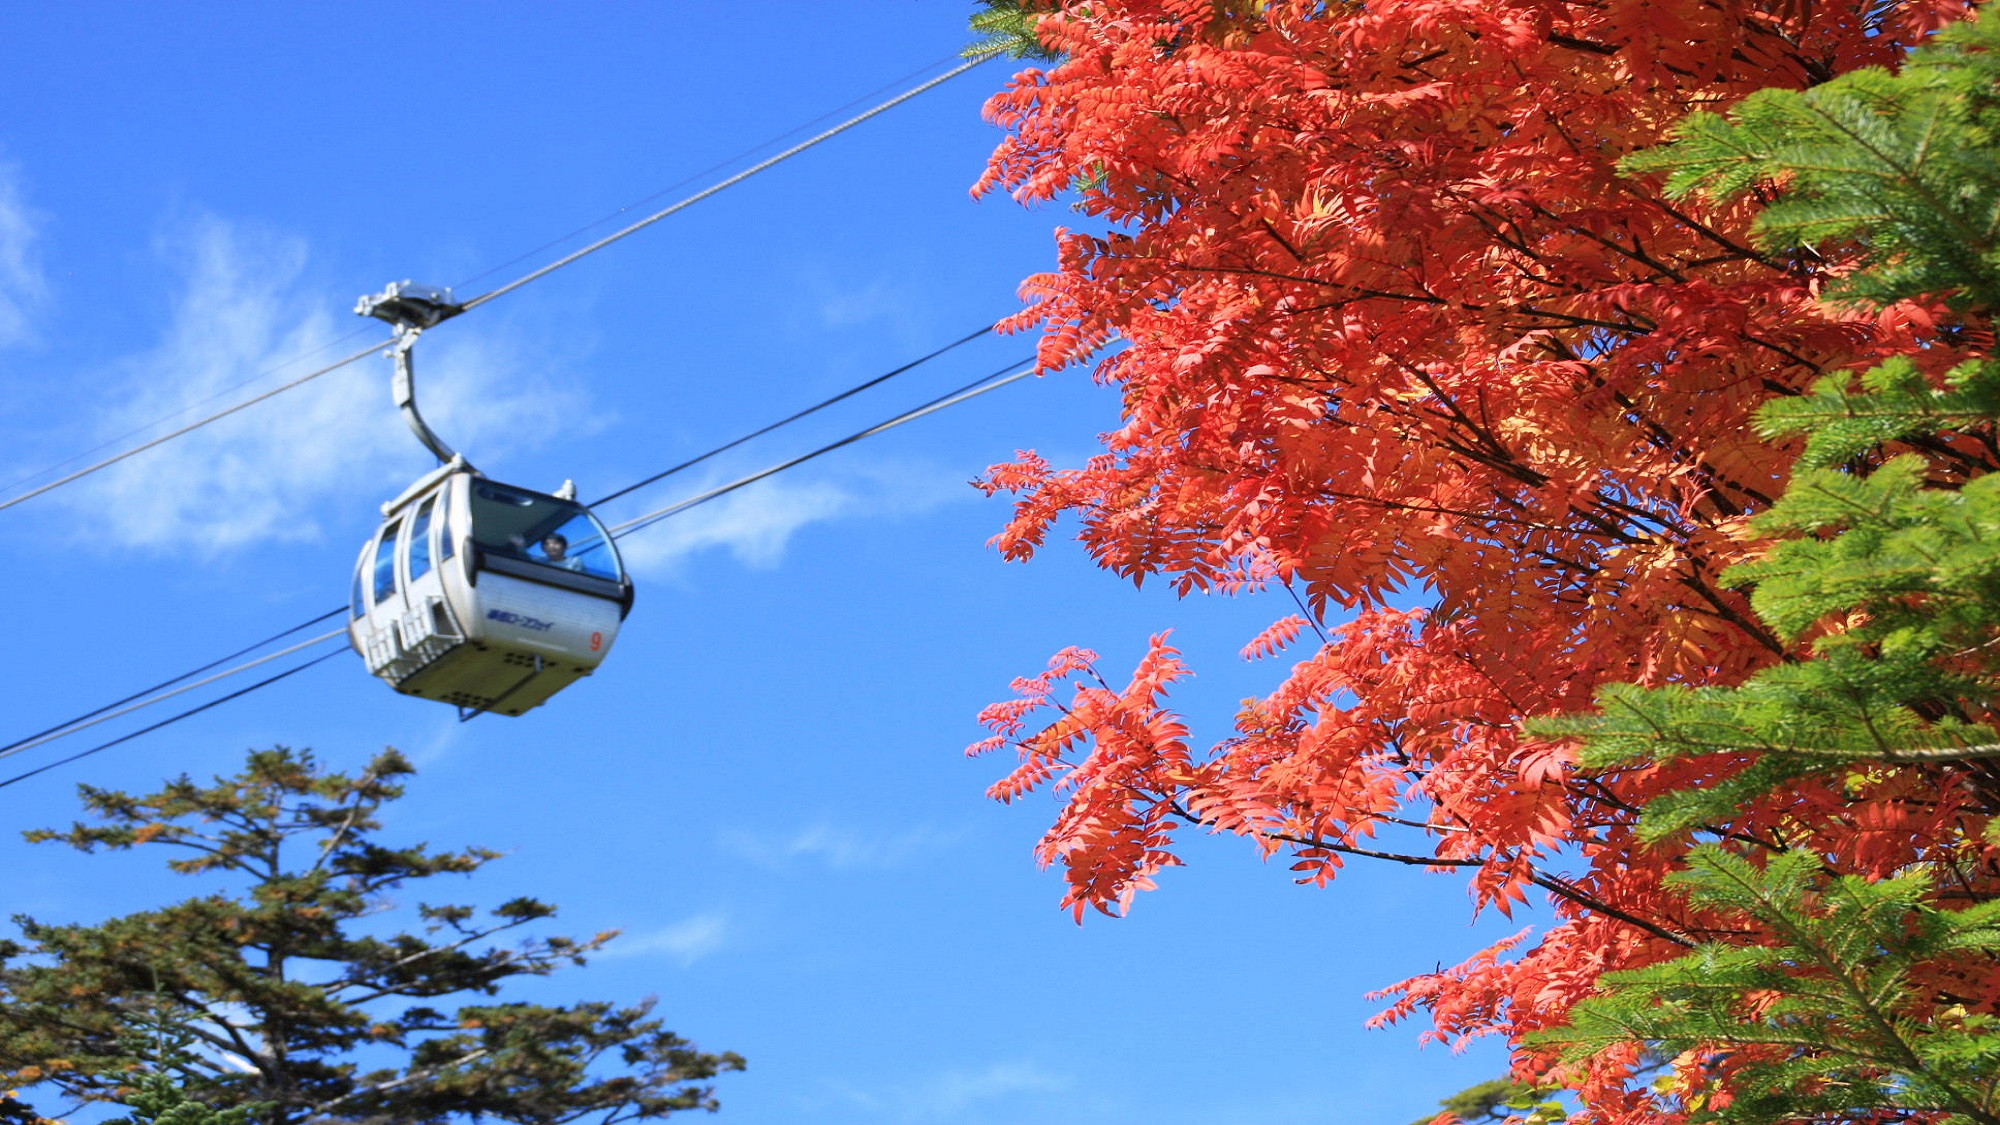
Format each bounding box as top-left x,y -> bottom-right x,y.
0,326 -> 377,498
0,54 -> 996,515
0,651 -> 347,791
452,52 -> 977,292
0,630 -> 349,765
609,360 -> 1034,538
0,341 -> 393,514
456,56 -> 992,317
0,342 -> 1031,777
0,608 -> 344,761
591,321 -> 995,507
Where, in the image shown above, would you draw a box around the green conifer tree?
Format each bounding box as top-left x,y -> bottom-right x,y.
1537,0 -> 2000,831
1530,13 -> 2000,1122
1534,848 -> 2000,1125
0,748 -> 743,1125
103,1000 -> 259,1125
1411,1077 -> 1567,1125
964,0 -> 1062,60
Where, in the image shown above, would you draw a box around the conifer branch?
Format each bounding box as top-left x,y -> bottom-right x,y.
298,1049 -> 489,1121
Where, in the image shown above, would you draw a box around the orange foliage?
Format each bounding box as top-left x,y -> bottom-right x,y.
967,1 -> 1987,1119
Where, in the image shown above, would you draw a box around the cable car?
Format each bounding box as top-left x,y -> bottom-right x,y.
346,282 -> 633,718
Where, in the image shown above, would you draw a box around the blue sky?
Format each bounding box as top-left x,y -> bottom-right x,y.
0,6 -> 1529,1123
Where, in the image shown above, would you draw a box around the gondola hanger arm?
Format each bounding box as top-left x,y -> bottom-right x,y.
356,281 -> 469,469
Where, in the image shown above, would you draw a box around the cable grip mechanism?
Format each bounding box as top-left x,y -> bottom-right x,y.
356,281 -> 467,467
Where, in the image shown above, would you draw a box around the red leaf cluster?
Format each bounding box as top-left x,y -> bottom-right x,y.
968,0 -> 1989,1117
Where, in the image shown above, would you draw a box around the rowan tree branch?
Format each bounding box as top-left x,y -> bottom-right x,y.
1160,802 -> 1697,946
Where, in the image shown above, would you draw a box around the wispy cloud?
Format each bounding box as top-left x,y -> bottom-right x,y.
615,475 -> 854,573
601,911 -> 730,967
401,713 -> 472,768
611,460 -> 970,577
906,1063 -> 1073,1118
814,278 -> 906,330
790,265 -> 935,353
62,214 -> 589,554
829,1061 -> 1074,1120
0,159 -> 48,348
721,821 -> 960,873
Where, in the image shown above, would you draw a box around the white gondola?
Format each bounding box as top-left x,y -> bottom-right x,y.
346,282 -> 633,718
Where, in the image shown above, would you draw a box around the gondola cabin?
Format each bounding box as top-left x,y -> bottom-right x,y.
348,456 -> 633,717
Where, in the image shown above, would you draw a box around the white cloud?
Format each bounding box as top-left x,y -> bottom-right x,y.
610,460 -> 970,577
0,160 -> 48,348
63,215 -> 590,554
400,712 -> 473,768
721,821 -> 958,873
787,265 -> 937,354
601,911 -> 730,967
905,1063 -> 1072,1118
829,1062 -> 1073,1120
815,278 -> 905,329
615,475 -> 854,573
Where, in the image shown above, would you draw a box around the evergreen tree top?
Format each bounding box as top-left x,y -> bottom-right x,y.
0,748 -> 742,1125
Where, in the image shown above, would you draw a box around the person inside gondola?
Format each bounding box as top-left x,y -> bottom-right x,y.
541,533 -> 586,572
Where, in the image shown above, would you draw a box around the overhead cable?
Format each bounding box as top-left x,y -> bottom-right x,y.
609,361 -> 1035,538
0,651 -> 347,792
0,340 -> 393,515
3,334 -> 1024,769
0,630 -> 349,764
0,608 -> 345,761
456,55 -> 994,317
0,360 -> 1036,791
591,321 -> 996,506
0,54 -> 995,516
453,52 -> 979,292
0,326 -> 377,499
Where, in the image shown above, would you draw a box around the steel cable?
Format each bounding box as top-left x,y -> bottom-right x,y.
2,339 -> 1029,775
608,362 -> 1034,539
0,608 -> 345,760
0,340 -> 394,514
0,54 -> 995,515
0,326 -> 377,498
455,57 -> 992,317
451,53 -> 978,292
591,322 -> 995,507
0,651 -> 347,791
0,363 -> 1035,790
0,629 -> 349,764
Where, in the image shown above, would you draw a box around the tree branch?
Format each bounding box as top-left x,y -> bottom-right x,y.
300,1048 -> 490,1122
1161,802 -> 1696,946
